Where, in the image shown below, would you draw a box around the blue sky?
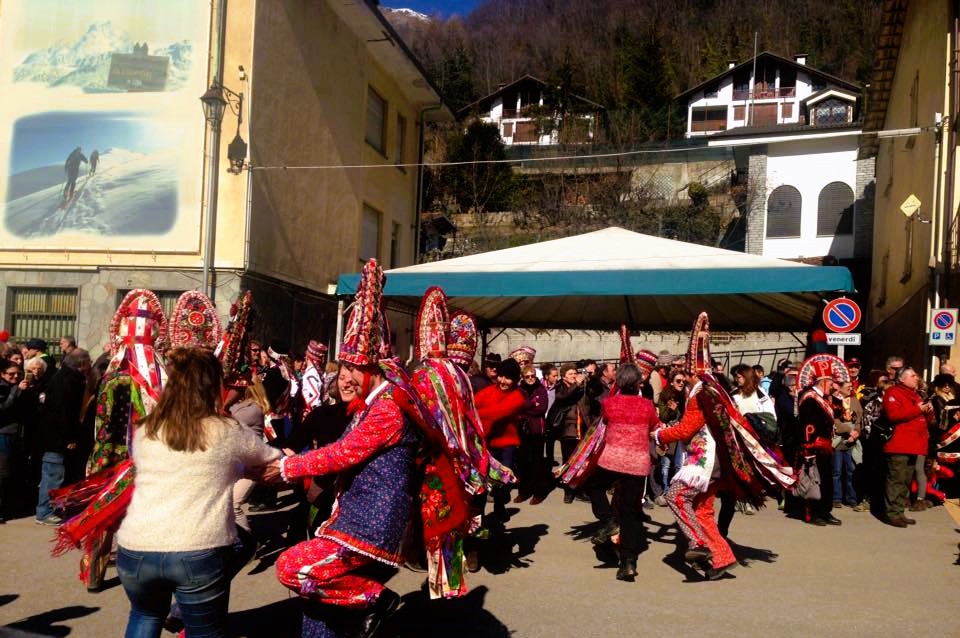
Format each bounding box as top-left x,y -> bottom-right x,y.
384,0 -> 480,19
9,112 -> 182,174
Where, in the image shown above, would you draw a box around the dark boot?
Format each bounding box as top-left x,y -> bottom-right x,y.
591,518 -> 620,545
352,589 -> 400,638
616,557 -> 637,582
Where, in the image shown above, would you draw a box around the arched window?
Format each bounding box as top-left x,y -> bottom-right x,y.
766,185 -> 802,238
817,182 -> 854,236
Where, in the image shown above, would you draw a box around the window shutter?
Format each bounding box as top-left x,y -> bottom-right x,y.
766,186 -> 802,237
817,182 -> 854,236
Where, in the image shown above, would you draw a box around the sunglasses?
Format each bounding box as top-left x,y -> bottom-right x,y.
672,379 -> 684,384
522,374 -> 536,379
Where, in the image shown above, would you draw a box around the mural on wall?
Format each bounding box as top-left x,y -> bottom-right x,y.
0,0 -> 210,252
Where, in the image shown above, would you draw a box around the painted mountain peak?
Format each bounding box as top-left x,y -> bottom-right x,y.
13,21 -> 192,92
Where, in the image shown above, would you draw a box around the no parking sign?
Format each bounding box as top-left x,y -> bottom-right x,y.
930,308 -> 959,346
823,298 -> 861,334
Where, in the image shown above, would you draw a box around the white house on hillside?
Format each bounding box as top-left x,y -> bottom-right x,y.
459,75 -> 603,146
678,53 -> 872,267
678,52 -> 860,137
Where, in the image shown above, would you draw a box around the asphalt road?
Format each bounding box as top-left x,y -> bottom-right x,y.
2,491 -> 959,637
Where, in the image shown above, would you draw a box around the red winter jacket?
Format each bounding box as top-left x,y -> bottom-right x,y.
883,383 -> 930,455
474,384 -> 526,449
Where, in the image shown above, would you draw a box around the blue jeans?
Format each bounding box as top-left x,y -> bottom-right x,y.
833,449 -> 857,505
117,545 -> 231,638
36,451 -> 65,519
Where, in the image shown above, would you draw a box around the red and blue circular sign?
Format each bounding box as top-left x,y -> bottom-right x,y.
823,298 -> 861,333
934,310 -> 956,330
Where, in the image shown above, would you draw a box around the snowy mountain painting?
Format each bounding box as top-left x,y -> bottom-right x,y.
5,148 -> 177,237
13,21 -> 192,92
4,112 -> 183,238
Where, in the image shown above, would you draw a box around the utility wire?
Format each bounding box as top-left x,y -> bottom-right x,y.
246,125 -> 935,172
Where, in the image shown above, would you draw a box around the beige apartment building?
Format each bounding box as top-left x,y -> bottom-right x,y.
0,0 -> 450,355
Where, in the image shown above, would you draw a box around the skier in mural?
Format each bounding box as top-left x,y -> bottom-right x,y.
88,150 -> 99,176
62,146 -> 88,204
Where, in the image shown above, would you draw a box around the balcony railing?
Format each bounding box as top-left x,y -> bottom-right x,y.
732,86 -> 796,101
690,119 -> 728,132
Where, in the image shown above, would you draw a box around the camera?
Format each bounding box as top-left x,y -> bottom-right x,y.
25,371 -> 35,383
577,368 -> 585,374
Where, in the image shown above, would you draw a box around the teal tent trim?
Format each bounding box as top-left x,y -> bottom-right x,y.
336,266 -> 852,297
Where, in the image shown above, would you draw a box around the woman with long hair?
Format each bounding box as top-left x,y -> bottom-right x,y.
115,348 -> 279,638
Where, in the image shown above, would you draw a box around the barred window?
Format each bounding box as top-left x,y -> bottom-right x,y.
8,287 -> 78,353
817,182 -> 854,236
766,185 -> 802,238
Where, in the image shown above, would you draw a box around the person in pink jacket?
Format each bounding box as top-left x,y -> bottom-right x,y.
586,363 -> 660,582
881,366 -> 933,527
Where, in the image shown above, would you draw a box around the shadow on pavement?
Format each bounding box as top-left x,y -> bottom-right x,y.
228,596 -> 301,637
481,523 -> 549,574
727,539 -> 779,567
4,605 -> 99,637
0,594 -> 19,607
391,584 -> 510,638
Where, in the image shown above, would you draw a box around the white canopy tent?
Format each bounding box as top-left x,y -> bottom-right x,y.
337,227 -> 855,331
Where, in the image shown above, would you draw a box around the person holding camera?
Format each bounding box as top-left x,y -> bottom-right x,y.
0,358 -> 29,523
546,363 -> 590,504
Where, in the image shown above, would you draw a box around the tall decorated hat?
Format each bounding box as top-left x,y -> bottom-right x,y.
618,324 -> 635,365
339,259 -> 387,367
169,291 -> 222,350
218,290 -> 253,383
636,349 -> 658,376
447,311 -> 479,368
415,286 -> 449,361
687,312 -> 711,376
107,289 -> 168,402
797,353 -> 850,389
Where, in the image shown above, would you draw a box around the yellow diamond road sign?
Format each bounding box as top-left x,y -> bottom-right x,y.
900,194 -> 922,218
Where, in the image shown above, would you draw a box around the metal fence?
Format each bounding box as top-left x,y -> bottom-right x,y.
7,287 -> 79,355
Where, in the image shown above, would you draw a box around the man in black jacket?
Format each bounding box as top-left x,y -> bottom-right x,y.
35,348 -> 90,525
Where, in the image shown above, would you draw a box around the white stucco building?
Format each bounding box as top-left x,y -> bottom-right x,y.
678,53 -> 873,267
459,75 -> 603,146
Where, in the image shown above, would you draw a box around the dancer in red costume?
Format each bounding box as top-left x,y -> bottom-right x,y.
270,260 -> 416,638
654,313 -> 794,580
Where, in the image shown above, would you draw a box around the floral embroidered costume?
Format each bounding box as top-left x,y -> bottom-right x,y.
54,289 -> 170,589
655,313 -> 793,579
408,288 -> 513,599
276,260 -> 417,636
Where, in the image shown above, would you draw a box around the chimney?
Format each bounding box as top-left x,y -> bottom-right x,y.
727,60 -> 737,70
794,53 -> 807,66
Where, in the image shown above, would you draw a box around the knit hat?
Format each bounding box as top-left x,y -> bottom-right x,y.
339,259 -> 387,367
656,349 -> 673,367
169,291 -> 221,350
798,353 -> 849,389
447,311 -> 478,368
618,324 -> 634,365
846,357 -> 861,367
687,312 -> 711,376
635,349 -> 658,375
483,352 -> 502,368
415,286 -> 448,361
0,330 -> 9,343
305,340 -> 328,367
496,357 -> 522,383
509,346 -> 536,364
26,338 -> 47,352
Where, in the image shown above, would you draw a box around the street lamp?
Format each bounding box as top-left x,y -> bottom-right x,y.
199,78 -> 246,299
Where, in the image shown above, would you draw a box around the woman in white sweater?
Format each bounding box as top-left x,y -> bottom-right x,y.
116,348 -> 279,638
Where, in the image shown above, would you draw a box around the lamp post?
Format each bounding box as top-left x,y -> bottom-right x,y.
199,80 -> 246,299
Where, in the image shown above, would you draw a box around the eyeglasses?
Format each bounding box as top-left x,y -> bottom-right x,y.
522,374 -> 536,379
1,370 -> 18,379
